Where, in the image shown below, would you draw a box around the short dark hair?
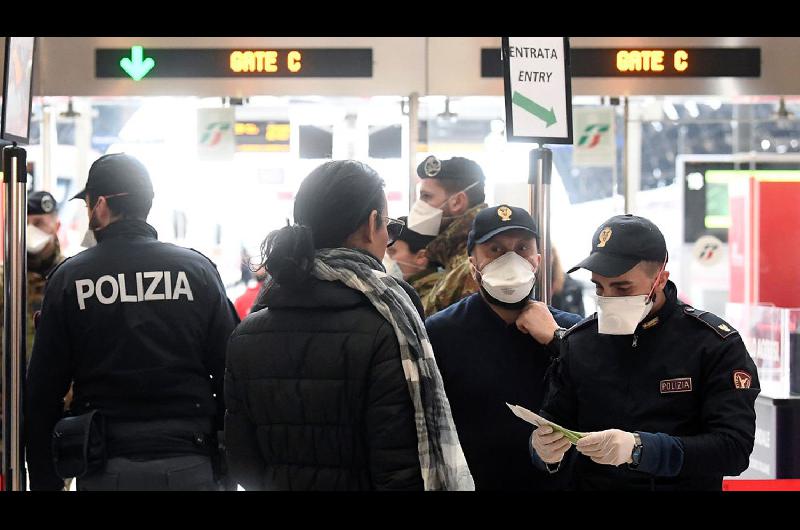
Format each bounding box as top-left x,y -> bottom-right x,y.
640,259 -> 665,277
88,192 -> 152,220
437,177 -> 485,208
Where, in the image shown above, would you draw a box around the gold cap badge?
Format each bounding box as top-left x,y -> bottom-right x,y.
597,227 -> 612,248
497,206 -> 513,222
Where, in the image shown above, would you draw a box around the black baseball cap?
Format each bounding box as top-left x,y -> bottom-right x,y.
568,214 -> 667,277
71,153 -> 154,202
416,155 -> 486,183
27,191 -> 58,215
467,205 -> 539,254
395,216 -> 435,252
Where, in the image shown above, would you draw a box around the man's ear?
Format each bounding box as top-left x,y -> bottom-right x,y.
448,191 -> 469,216
468,254 -> 479,283
532,253 -> 542,272
657,269 -> 670,290
414,248 -> 429,268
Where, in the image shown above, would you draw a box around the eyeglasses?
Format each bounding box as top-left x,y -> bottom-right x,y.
384,216 -> 405,247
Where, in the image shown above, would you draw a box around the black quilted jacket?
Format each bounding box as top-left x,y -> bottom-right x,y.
224,271 -> 425,491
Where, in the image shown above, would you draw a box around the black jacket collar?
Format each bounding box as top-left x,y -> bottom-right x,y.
94,219 -> 158,243
637,280 -> 679,333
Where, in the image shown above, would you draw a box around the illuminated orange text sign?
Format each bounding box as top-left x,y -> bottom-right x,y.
230,50 -> 302,74
482,47 -> 760,78
616,49 -> 689,73
96,48 -> 372,78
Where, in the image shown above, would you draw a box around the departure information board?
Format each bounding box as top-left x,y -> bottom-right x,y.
483,47 -> 760,78
96,48 -> 373,80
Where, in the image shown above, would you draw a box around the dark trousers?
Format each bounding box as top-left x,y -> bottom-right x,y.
77,417 -> 218,491
77,454 -> 217,491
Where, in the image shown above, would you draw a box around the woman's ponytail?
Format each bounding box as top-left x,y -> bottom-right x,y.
261,223 -> 315,287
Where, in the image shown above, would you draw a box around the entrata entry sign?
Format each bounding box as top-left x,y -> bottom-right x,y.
502,37 -> 573,144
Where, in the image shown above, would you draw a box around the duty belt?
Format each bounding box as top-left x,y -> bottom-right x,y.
105,417 -> 215,458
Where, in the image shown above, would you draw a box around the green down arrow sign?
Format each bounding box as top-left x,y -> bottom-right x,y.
120,46 -> 155,81
512,91 -> 557,127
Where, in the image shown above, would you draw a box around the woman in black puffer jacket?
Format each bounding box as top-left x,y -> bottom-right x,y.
224,161 -> 425,490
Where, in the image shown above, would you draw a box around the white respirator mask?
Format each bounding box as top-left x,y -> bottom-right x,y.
27,224 -> 53,254
382,255 -> 405,281
596,294 -> 655,335
478,251 -> 536,304
596,261 -> 666,335
407,181 -> 481,237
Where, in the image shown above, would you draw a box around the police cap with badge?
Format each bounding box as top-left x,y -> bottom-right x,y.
71,153 -> 154,202
568,214 -> 667,277
28,191 -> 58,216
417,155 -> 486,184
467,204 -> 539,254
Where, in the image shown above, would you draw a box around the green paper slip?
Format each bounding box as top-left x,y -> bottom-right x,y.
506,402 -> 586,445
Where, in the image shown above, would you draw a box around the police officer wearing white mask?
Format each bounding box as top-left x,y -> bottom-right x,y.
25,153 -> 239,490
425,205 -> 582,490
529,214 -> 760,490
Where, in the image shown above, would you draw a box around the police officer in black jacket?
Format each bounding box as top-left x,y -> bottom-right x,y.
25,153 -> 239,490
529,214 -> 760,490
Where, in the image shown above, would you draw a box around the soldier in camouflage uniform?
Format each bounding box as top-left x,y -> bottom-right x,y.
406,156 -> 487,316
0,191 -> 65,360
1,192 -> 67,472
384,216 -> 443,309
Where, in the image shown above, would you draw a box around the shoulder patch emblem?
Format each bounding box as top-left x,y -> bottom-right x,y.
733,370 -> 752,389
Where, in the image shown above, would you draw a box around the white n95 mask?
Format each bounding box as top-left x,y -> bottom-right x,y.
596,260 -> 665,335
407,181 -> 481,237
407,199 -> 444,237
596,294 -> 654,335
27,224 -> 53,254
382,255 -> 404,280
478,251 -> 536,304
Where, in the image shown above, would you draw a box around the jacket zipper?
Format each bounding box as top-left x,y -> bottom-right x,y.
632,334 -> 638,348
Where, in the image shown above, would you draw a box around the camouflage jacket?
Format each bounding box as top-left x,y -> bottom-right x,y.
408,267 -> 444,313
0,244 -> 65,469
0,244 -> 65,362
421,203 -> 486,317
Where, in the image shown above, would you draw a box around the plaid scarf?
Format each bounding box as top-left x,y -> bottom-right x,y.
312,248 -> 474,491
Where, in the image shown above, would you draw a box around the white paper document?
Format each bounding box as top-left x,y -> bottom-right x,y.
505,402 -> 586,444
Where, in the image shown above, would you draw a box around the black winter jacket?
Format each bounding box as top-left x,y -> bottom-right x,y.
224,267 -> 425,491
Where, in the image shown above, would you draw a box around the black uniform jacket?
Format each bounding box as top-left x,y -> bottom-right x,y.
541,281 -> 760,490
25,220 -> 238,490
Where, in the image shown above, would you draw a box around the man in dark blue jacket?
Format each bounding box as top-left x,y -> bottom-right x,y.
426,205 -> 581,490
